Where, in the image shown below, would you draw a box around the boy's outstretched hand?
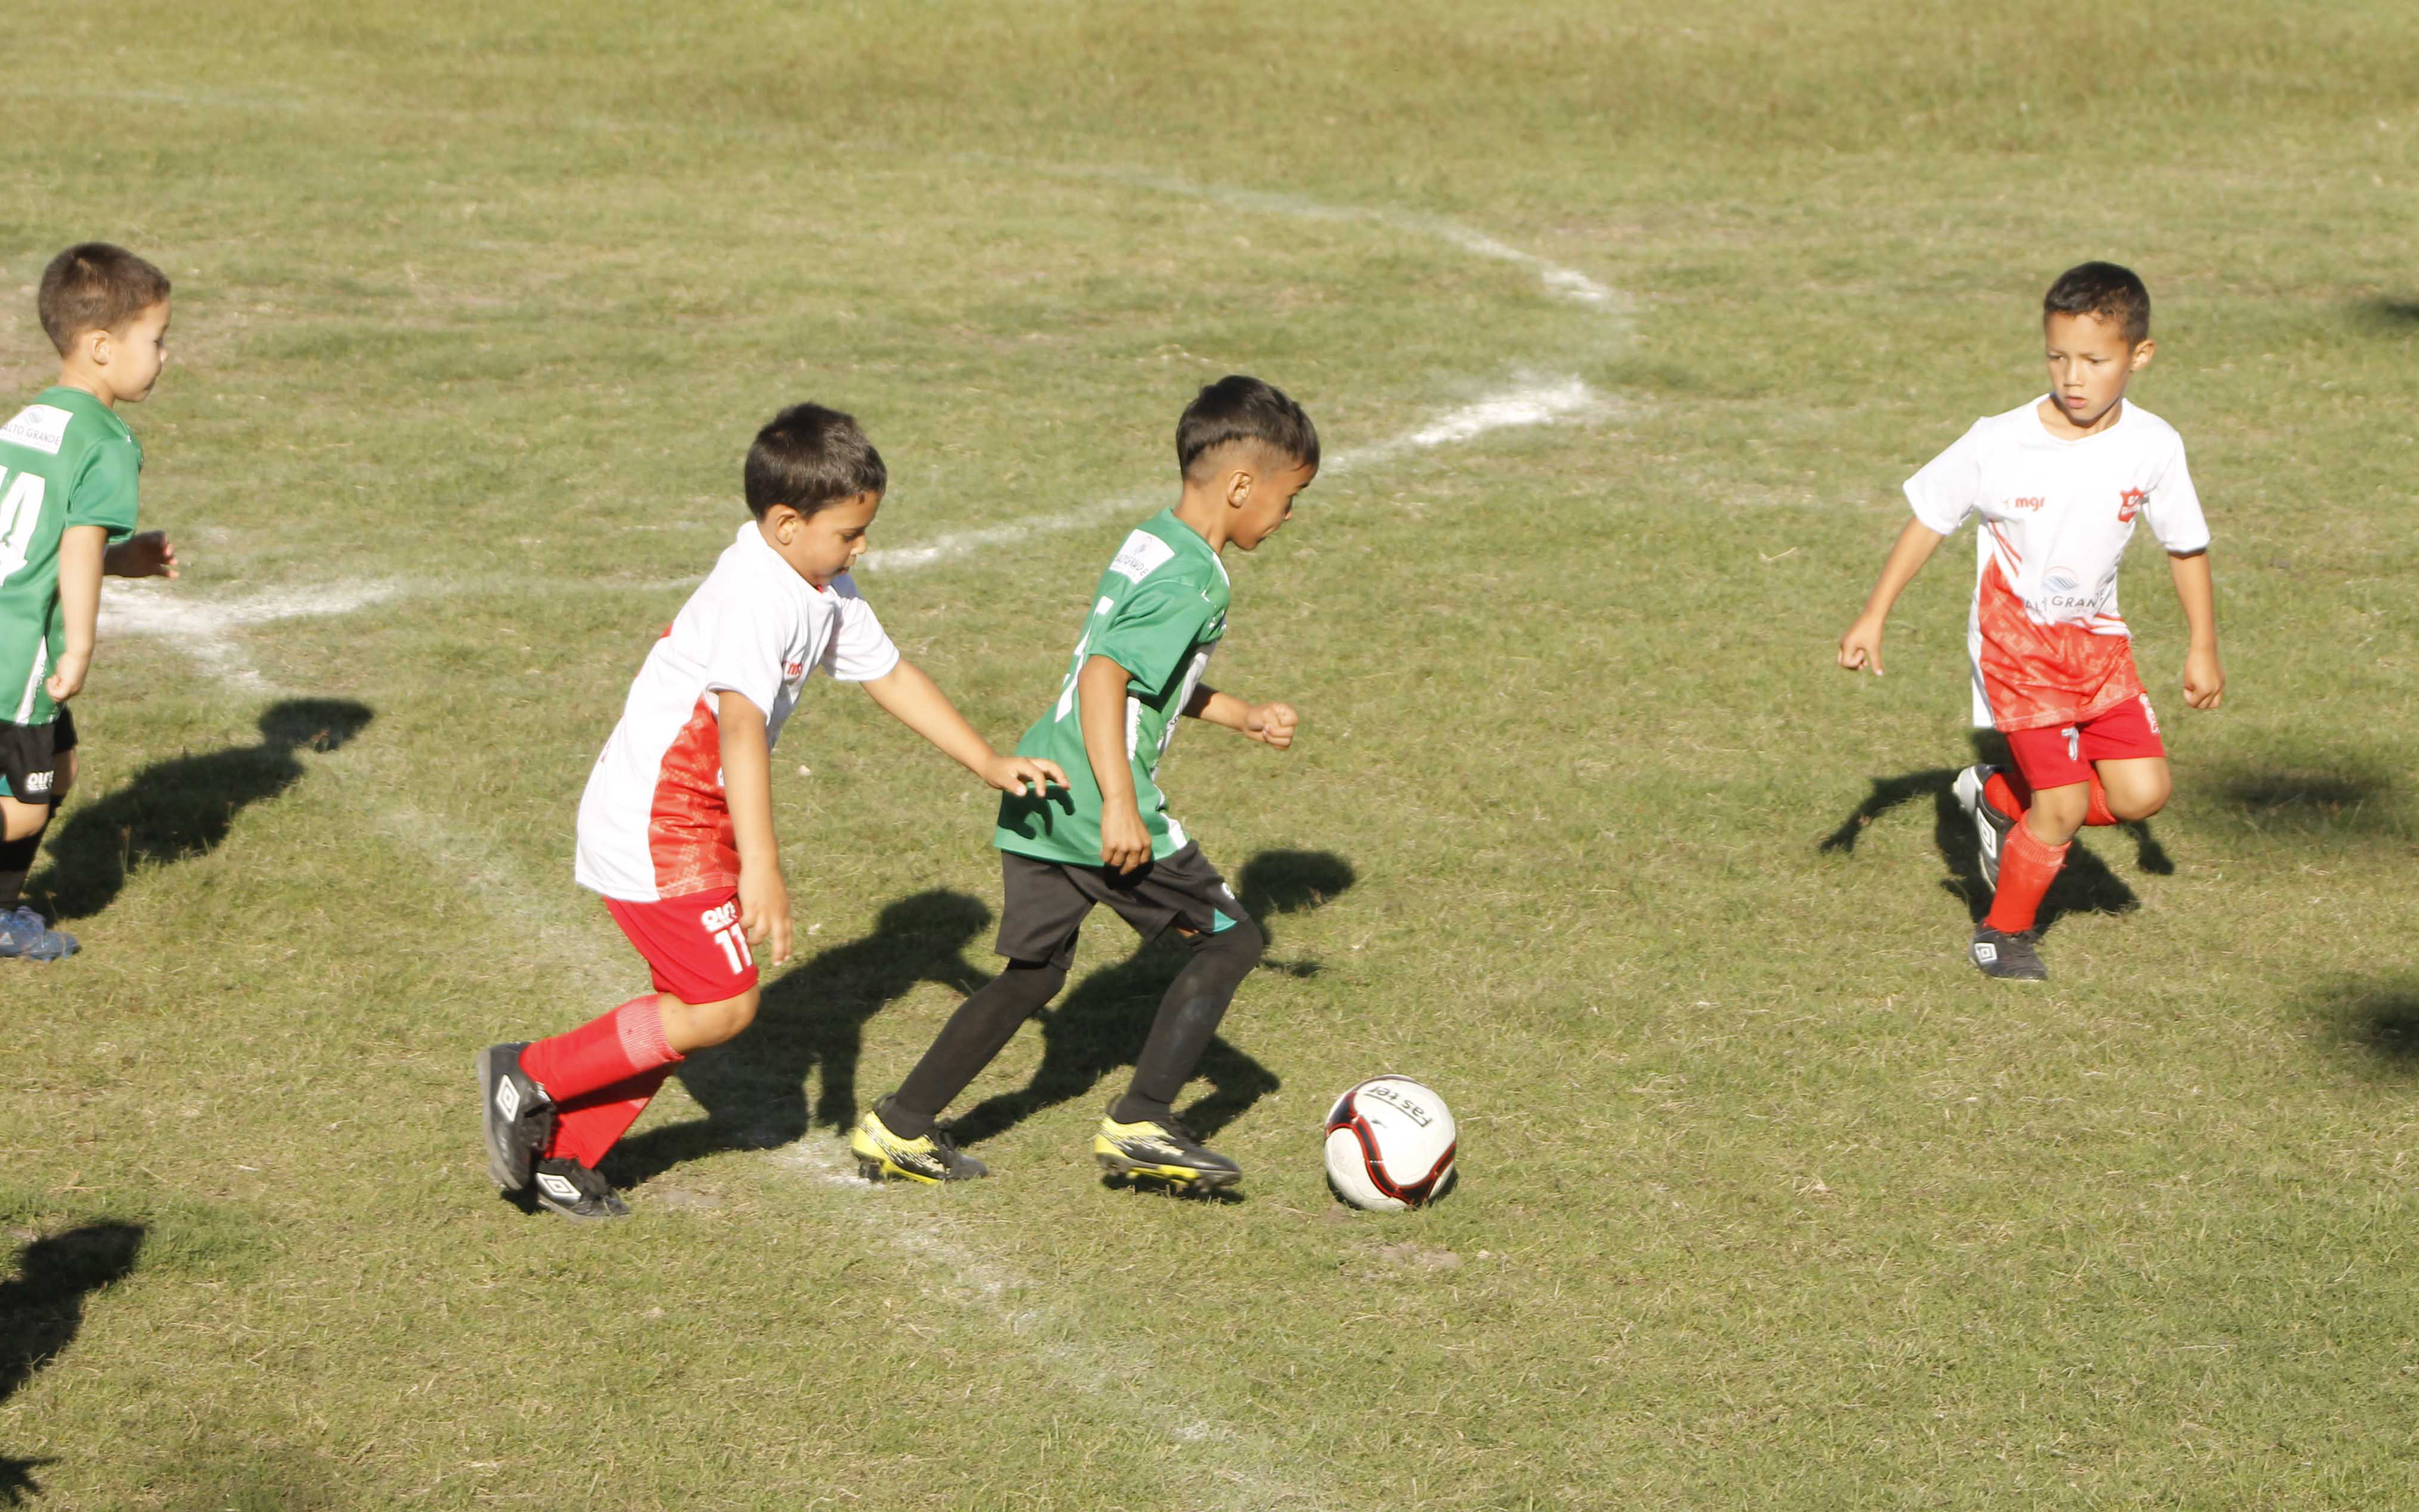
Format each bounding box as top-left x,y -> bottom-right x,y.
2182,647 -> 2225,711
738,866 -> 793,965
1100,801 -> 1153,875
104,531 -> 178,579
1837,615 -> 1886,676
980,752 -> 1068,797
1245,702 -> 1298,748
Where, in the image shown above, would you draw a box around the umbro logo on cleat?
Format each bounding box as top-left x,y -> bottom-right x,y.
536,1172 -> 580,1200
1973,943 -> 1999,964
495,1080 -> 521,1120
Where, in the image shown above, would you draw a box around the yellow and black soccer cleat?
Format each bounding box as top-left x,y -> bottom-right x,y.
850,1109 -> 990,1184
1092,1111 -> 1242,1189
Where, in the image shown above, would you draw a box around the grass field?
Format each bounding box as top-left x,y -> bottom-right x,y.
4,2 -> 2418,1507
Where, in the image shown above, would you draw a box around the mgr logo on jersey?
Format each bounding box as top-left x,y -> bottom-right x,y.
2117,487 -> 2147,523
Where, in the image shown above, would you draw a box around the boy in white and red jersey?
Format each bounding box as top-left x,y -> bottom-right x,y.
1839,262 -> 2225,982
478,404 -> 1064,1219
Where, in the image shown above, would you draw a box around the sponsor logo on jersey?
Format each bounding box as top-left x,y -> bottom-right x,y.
2117,487 -> 2146,523
1107,529 -> 1177,584
2024,566 -> 2112,617
0,404 -> 73,456
2006,496 -> 2046,512
700,899 -> 740,932
784,660 -> 805,680
20,770 -> 50,795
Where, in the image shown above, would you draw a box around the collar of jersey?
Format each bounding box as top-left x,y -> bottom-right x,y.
2027,394 -> 2133,446
1149,506 -> 1229,585
38,385 -> 132,442
731,519 -> 837,598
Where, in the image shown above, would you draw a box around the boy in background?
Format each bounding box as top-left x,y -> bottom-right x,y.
1839,262 -> 2223,981
0,243 -> 182,961
480,403 -> 1063,1219
852,376 -> 1316,1191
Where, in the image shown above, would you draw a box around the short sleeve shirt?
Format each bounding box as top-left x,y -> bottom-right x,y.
995,509 -> 1229,866
0,388 -> 143,724
1903,398 -> 2208,732
574,522 -> 900,901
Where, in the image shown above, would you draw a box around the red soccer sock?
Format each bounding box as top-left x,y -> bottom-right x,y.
1984,821 -> 2069,934
518,995 -> 681,1104
545,1067 -> 675,1169
1982,770 -> 2030,822
2083,773 -> 2118,828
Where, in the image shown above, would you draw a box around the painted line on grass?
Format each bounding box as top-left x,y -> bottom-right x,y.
859,374 -> 1604,575
1011,160 -> 1625,312
98,580 -> 400,692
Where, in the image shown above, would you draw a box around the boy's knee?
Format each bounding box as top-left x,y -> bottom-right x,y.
2108,782 -> 2170,822
677,986 -> 761,1049
1196,915 -> 1264,969
0,800 -> 48,842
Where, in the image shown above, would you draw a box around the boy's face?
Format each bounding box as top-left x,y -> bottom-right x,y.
763,490 -> 880,587
2042,309 -> 2151,432
1228,457 -> 1316,551
80,299 -> 171,404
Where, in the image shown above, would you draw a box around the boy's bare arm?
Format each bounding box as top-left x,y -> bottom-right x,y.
103,530 -> 178,579
1079,655 -> 1150,874
46,525 -> 108,702
1838,518 -> 1948,677
1181,684 -> 1298,749
717,688 -> 791,964
860,659 -> 1067,794
2168,549 -> 2225,710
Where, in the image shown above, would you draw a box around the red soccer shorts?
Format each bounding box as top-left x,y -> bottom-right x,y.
2002,692 -> 2166,792
602,887 -> 759,1006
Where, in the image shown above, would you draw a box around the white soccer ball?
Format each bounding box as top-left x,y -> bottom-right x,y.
1323,1076 -> 1458,1212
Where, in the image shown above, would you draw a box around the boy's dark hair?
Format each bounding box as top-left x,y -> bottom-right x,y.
1176,376 -> 1319,480
744,403 -> 887,518
2044,261 -> 2151,345
39,243 -> 172,355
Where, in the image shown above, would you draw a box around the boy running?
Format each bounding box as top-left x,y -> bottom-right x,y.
1839,262 -> 2224,982
480,404 -> 1064,1219
851,375 -> 1317,1191
0,243 -> 182,961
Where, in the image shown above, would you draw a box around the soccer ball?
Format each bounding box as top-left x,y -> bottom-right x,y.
1323,1076 -> 1458,1212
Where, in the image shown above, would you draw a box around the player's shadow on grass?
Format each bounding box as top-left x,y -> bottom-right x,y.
1818,733 -> 2166,930
2205,763 -> 2399,839
608,890 -> 995,1188
0,1221 -> 144,1506
2353,297 -> 2419,333
31,699 -> 374,922
2307,977 -> 2419,1072
945,849 -> 1357,1150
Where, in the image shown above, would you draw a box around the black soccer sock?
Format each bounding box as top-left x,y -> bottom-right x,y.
0,826 -> 45,910
878,959 -> 1069,1139
1112,918 -> 1264,1127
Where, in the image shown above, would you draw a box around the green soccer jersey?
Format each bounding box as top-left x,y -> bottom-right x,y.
0,388 -> 143,725
996,508 -> 1230,866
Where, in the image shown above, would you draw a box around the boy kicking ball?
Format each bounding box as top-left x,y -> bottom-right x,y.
480,404 -> 1062,1219
851,376 -> 1317,1191
1839,262 -> 2224,982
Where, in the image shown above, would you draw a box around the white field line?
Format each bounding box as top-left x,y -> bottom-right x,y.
860,375 -> 1603,575
1013,160 -> 1626,312
98,580 -> 400,692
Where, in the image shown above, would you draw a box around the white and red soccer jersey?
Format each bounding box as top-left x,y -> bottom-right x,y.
1904,398 -> 2209,733
574,522 -> 900,902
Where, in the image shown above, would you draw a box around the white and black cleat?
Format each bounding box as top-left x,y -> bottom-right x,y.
1969,925 -> 2047,981
531,1158 -> 631,1221
1954,764 -> 2015,893
479,1042 -> 555,1193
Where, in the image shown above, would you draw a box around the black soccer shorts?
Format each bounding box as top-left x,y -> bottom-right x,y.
994,843 -> 1253,969
0,707 -> 76,805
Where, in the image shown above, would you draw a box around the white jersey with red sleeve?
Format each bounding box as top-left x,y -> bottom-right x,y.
574,522 -> 901,902
1903,398 -> 2209,733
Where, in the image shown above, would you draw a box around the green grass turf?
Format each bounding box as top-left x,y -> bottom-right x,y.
3,1 -> 2417,1505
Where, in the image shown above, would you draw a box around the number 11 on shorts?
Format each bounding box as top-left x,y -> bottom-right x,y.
700,899 -> 753,975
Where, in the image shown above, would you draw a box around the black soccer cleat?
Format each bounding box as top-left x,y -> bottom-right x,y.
479,1042 -> 555,1193
1969,925 -> 2047,981
849,1109 -> 990,1183
1093,1111 -> 1242,1189
530,1158 -> 632,1221
1954,764 -> 2015,894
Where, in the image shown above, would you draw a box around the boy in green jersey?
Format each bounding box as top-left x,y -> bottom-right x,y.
853,376 -> 1318,1189
0,244 -> 182,960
